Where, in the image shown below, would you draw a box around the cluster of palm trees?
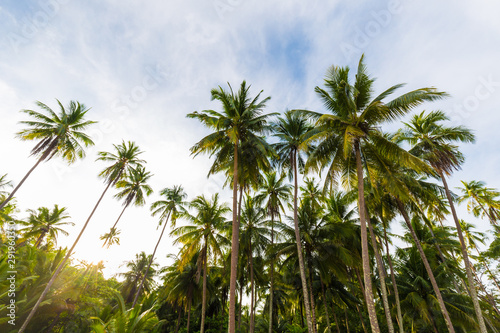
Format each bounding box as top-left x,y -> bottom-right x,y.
0,55 -> 499,332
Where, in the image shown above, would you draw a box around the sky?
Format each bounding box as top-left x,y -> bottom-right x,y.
1,0 -> 500,279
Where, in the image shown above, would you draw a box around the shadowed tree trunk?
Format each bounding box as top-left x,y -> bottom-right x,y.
320,278 -> 332,333
229,142 -> 240,333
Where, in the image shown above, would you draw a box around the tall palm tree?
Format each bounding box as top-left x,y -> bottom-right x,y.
272,109 -> 316,333
132,185 -> 187,307
101,166 -> 153,248
239,195 -> 270,333
171,194 -> 230,333
19,141 -> 145,333
255,171 -> 292,333
0,100 -> 96,210
305,55 -> 445,333
19,205 -> 74,248
458,180 -> 500,226
187,80 -> 273,333
397,110 -> 487,333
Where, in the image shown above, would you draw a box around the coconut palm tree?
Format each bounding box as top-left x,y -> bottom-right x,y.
272,109 -> 316,333
239,195 -> 270,333
19,141 -> 145,333
19,205 -> 74,248
0,100 -> 96,210
458,180 -> 500,226
120,252 -> 158,304
305,55 -> 446,332
255,171 -> 292,333
132,185 -> 187,307
101,166 -> 153,248
187,80 -> 274,333
397,110 -> 487,333
171,193 -> 230,333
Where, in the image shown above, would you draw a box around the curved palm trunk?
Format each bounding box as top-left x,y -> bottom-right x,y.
19,181 -> 112,333
292,150 -> 314,333
132,211 -> 172,307
268,214 -> 275,333
0,149 -> 52,210
229,142 -> 240,333
354,142 -> 380,333
383,225 -> 404,333
366,212 -> 395,333
439,171 -> 487,333
395,199 -> 456,333
201,240 -> 208,333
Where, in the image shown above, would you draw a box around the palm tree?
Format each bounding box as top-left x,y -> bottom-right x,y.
458,180 -> 500,226
305,55 -> 446,332
132,185 -> 187,307
119,252 -> 158,304
187,80 -> 273,333
19,141 -> 145,333
272,109 -> 316,333
19,205 -> 74,248
101,166 -> 153,248
0,100 -> 96,210
171,193 -> 230,333
239,195 -> 270,333
397,110 -> 487,333
255,171 -> 292,333
0,174 -> 12,197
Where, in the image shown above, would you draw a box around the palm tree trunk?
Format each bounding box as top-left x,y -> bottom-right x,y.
471,264 -> 500,316
307,254 -> 317,333
344,308 -> 350,333
383,224 -> 404,333
34,231 -> 47,248
366,212 -> 395,333
292,150 -> 314,333
19,181 -> 113,333
249,239 -> 255,333
103,204 -> 128,247
320,278 -> 332,333
439,171 -> 487,333
354,142 -> 380,333
238,282 -> 243,330
0,150 -> 49,211
132,211 -> 172,307
475,247 -> 500,292
268,213 -> 274,333
175,302 -> 182,333
474,194 -> 499,227
332,304 -> 340,333
355,304 -> 368,333
229,142 -> 240,333
395,199 -> 456,333
201,241 -> 208,333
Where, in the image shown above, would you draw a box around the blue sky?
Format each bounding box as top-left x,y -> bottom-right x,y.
1,0 -> 499,277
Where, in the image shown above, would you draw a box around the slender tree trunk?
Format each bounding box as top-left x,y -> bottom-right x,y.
268,214 -> 275,333
396,199 -> 456,333
34,231 -> 47,248
307,254 -> 317,333
201,241 -> 208,333
383,225 -> 404,333
355,304 -> 368,333
332,304 -> 340,333
238,279 -> 243,330
292,150 -> 314,333
0,151 -> 48,211
354,142 -> 380,333
175,302 -> 182,333
19,181 -> 113,333
439,171 -> 487,333
132,211 -> 172,307
103,204 -> 128,247
229,142 -> 240,333
249,238 -> 255,333
320,278 -> 332,333
366,212 -> 395,333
